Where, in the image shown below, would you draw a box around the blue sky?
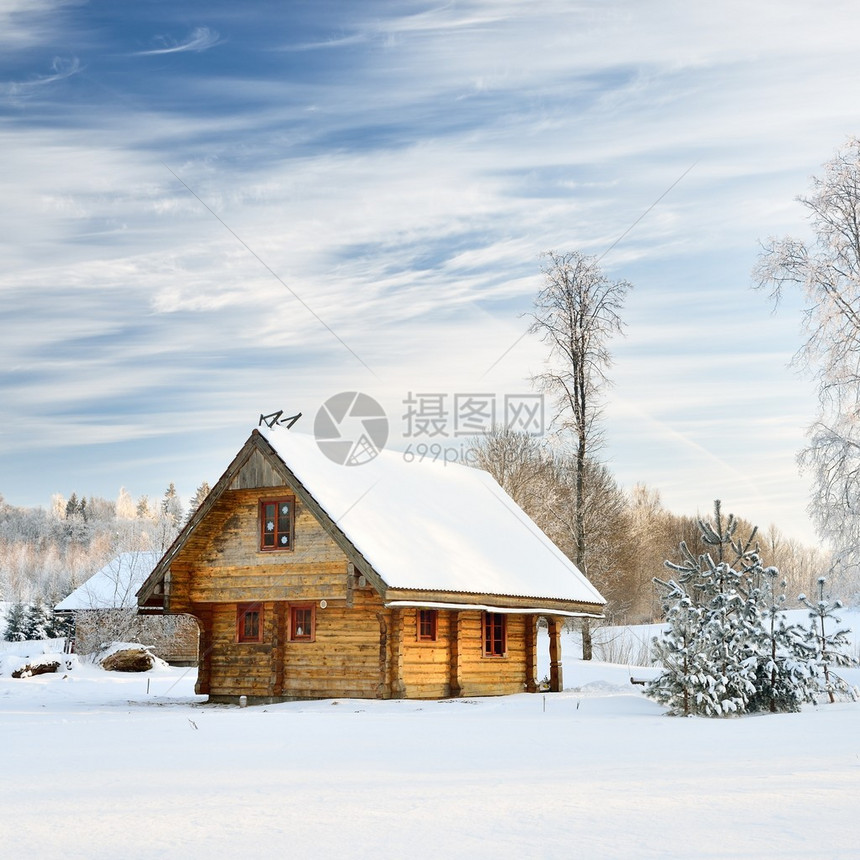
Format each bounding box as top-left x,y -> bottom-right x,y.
3,0 -> 860,543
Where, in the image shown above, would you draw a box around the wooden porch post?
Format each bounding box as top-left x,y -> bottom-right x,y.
376,611 -> 390,699
548,616 -> 564,693
525,614 -> 538,693
391,609 -> 405,698
447,610 -> 462,697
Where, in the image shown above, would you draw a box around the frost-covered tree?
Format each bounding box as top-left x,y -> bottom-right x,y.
22,599 -> 55,640
3,602 -> 28,641
186,482 -> 211,523
800,576 -> 855,703
161,483 -> 183,528
46,609 -> 74,640
529,251 -> 632,655
647,586 -> 712,716
50,493 -> 66,520
744,570 -> 816,714
648,501 -> 819,716
648,502 -> 758,716
152,484 -> 184,552
754,138 -> 860,597
115,487 -> 136,520
530,250 -> 631,576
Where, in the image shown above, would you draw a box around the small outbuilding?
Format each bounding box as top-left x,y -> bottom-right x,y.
137,429 -> 605,702
56,552 -> 198,663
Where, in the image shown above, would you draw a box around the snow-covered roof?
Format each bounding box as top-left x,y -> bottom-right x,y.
56,552 -> 161,612
265,430 -> 605,605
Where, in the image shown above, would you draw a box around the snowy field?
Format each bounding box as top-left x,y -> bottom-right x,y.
2,640 -> 859,860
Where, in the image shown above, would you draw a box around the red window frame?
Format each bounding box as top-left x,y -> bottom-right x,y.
237,603 -> 263,643
290,604 -> 315,641
483,612 -> 507,657
260,498 -> 294,551
417,609 -> 438,642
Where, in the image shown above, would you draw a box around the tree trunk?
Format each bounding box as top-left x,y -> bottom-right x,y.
576,425 -> 591,659
580,618 -> 593,661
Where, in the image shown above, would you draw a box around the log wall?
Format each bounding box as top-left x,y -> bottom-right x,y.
195,587 -> 388,700
455,611 -> 529,697
167,488 -> 349,614
395,609 -> 533,698
398,608 -> 452,698
280,589 -> 384,699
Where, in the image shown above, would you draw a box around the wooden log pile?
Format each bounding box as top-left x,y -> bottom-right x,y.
12,660 -> 60,679
100,647 -> 156,672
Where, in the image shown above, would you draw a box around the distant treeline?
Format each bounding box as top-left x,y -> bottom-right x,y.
0,481 -> 209,607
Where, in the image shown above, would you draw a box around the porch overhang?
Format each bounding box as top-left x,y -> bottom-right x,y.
384,600 -> 604,619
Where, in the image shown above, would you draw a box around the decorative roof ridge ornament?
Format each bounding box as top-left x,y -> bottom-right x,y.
258,410 -> 302,430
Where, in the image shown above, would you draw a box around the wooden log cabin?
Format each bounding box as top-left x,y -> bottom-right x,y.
136,429 -> 605,702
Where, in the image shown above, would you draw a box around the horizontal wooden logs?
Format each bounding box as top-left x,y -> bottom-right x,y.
166,488 -> 352,613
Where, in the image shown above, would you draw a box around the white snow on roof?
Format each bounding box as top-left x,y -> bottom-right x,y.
55,552 -> 161,612
266,431 -> 605,605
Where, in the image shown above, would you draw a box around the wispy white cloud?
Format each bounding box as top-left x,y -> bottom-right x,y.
2,56 -> 82,98
278,33 -> 368,53
134,26 -> 222,56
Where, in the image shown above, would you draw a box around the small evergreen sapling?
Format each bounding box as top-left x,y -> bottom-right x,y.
647,502 -> 759,716
800,577 -> 855,703
647,585 -> 707,716
744,570 -> 816,714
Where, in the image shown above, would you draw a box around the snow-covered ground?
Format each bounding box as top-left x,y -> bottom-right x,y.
2,648 -> 859,859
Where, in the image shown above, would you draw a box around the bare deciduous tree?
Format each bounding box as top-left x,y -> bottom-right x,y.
530,250 -> 631,655
755,138 -> 860,597
530,250 -> 632,571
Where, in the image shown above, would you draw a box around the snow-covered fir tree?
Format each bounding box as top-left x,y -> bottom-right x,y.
185,482 -> 211,523
646,586 -> 714,716
648,501 -> 819,716
22,598 -> 55,640
3,602 -> 28,641
115,486 -> 136,519
800,577 -> 855,703
648,502 -> 756,715
161,483 -> 184,527
64,493 -> 80,518
743,569 -> 816,714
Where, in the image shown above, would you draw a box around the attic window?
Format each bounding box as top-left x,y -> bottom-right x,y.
417,609 -> 438,641
483,612 -> 507,658
237,604 -> 263,643
260,499 -> 294,551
